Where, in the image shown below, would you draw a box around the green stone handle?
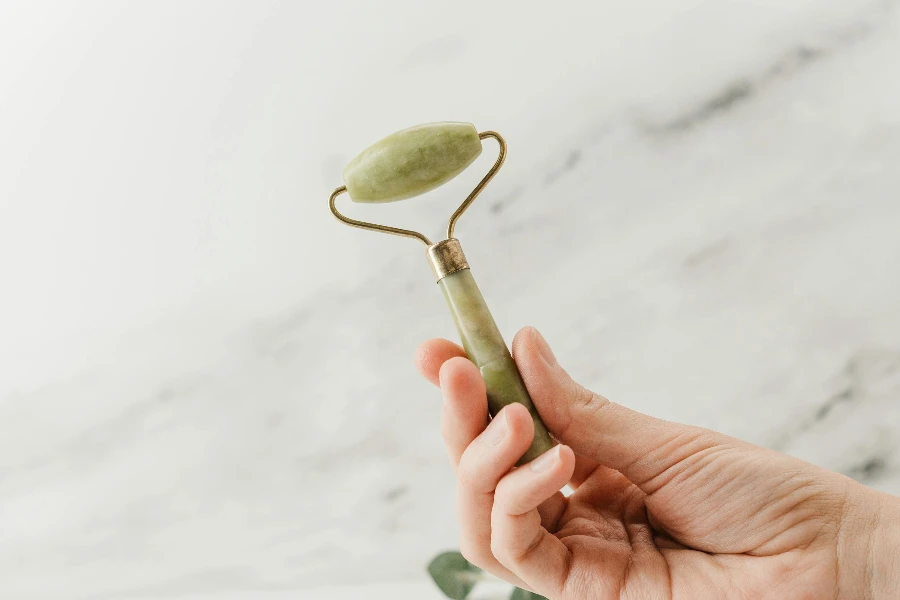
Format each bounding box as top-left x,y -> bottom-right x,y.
438,268 -> 554,464
342,122 -> 483,203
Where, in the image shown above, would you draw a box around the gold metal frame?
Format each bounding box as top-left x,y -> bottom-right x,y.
328,131 -> 507,246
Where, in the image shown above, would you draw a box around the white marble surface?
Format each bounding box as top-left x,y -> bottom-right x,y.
2,1 -> 900,598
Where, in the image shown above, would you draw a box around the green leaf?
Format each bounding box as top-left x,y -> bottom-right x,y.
427,551 -> 482,600
510,587 -> 548,600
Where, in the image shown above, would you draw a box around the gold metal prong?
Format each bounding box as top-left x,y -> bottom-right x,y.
446,131 -> 506,240
328,185 -> 433,246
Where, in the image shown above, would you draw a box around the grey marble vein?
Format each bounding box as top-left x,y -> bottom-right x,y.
642,0 -> 897,135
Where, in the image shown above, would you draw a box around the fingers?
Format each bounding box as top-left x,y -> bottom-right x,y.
455,402 -> 536,588
491,445 -> 576,597
415,338 -> 466,387
418,337 -> 600,490
513,327 -> 735,494
416,337 -> 575,592
438,356 -> 489,468
456,403 -> 533,551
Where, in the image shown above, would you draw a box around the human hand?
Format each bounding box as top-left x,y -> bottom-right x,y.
415,327 -> 900,599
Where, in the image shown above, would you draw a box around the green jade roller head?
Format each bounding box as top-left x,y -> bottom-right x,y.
328,122 -> 553,464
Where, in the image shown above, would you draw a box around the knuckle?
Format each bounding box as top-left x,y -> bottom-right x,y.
459,541 -> 491,569
458,542 -> 475,564
573,382 -> 609,416
493,480 -> 515,513
455,457 -> 478,491
518,528 -> 545,563
456,449 -> 491,494
489,536 -> 509,565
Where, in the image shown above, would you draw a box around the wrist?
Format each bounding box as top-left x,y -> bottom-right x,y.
838,483 -> 900,599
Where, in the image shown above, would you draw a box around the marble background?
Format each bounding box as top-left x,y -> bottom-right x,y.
1,1 -> 899,598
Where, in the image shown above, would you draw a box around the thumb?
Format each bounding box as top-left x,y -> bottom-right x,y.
512,327 -> 736,494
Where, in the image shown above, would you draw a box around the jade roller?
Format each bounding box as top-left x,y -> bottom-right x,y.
328,122 -> 553,463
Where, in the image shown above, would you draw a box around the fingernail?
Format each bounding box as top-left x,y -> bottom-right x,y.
530,446 -> 560,473
531,328 -> 557,367
482,410 -> 509,447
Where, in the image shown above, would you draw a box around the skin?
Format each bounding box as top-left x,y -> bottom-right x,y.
415,327 -> 900,600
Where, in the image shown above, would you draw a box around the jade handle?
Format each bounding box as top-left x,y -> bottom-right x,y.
438,268 -> 554,464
